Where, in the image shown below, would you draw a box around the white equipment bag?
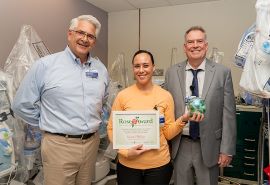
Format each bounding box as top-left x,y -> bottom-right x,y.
239,0 -> 270,98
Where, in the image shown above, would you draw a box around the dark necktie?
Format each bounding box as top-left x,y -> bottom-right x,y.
189,69 -> 201,139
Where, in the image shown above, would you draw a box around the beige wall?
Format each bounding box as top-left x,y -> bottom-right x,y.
0,0 -> 108,67
108,0 -> 257,95
108,10 -> 139,81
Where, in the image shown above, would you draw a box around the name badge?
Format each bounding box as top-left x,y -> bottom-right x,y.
86,69 -> 98,79
159,114 -> 165,126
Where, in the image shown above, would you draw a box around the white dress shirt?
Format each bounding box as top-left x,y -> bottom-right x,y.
182,59 -> 206,135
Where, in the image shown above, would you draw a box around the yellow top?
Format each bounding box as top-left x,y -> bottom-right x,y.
107,84 -> 184,169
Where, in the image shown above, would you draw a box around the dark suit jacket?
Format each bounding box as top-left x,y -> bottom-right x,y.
164,59 -> 236,167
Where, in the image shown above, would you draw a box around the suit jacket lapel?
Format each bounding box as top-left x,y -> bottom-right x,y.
177,61 -> 187,103
202,59 -> 216,99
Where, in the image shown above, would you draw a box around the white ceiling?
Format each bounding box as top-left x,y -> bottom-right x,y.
86,0 -> 220,13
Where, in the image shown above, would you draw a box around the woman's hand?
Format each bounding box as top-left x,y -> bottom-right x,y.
127,144 -> 150,159
179,113 -> 189,123
189,112 -> 204,122
178,112 -> 204,124
176,113 -> 189,127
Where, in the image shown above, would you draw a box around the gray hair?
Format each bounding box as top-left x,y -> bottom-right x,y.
69,15 -> 101,38
185,26 -> 207,41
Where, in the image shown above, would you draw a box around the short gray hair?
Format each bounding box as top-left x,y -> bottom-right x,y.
69,15 -> 101,38
185,26 -> 207,41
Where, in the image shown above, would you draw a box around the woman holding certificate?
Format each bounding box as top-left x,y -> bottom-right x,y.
107,50 -> 202,185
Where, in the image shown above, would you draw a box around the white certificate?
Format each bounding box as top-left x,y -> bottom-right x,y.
113,111 -> 160,149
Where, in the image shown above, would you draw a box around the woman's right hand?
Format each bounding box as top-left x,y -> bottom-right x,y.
177,112 -> 204,124
127,144 -> 150,159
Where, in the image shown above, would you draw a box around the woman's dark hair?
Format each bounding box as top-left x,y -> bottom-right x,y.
132,50 -> 155,64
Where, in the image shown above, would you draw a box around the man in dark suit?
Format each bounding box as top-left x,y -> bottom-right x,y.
164,26 -> 236,185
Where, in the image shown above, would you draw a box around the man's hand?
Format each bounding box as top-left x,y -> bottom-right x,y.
218,153 -> 232,167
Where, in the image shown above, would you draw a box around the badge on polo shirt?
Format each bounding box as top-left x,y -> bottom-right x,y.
86,68 -> 98,79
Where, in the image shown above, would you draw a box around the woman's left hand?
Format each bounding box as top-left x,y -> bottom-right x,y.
189,112 -> 204,122
127,144 -> 150,159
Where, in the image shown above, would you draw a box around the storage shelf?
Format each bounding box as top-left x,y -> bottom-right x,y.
223,105 -> 268,183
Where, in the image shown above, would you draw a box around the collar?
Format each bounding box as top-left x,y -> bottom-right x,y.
65,46 -> 92,66
185,59 -> 206,71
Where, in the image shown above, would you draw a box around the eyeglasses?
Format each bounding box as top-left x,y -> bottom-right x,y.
71,30 -> 96,41
185,39 -> 206,46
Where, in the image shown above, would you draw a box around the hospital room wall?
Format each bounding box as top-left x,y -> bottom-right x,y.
108,0 -> 257,95
0,0 -> 108,68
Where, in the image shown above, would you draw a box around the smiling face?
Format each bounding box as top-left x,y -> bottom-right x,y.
67,20 -> 96,63
132,52 -> 155,89
184,29 -> 208,67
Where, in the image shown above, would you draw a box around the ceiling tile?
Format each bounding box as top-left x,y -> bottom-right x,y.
86,0 -> 136,12
127,0 -> 170,9
86,0 -> 221,12
168,0 -> 219,6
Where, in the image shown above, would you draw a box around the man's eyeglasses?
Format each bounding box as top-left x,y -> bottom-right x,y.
71,30 -> 96,41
